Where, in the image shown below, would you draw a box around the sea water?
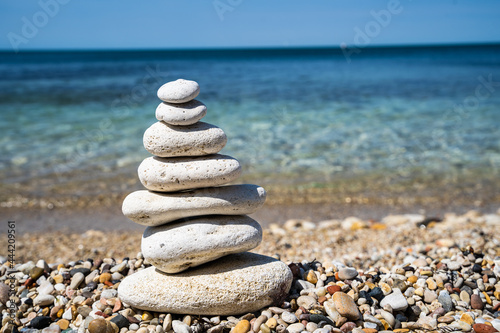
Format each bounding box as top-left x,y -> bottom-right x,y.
1,45 -> 499,200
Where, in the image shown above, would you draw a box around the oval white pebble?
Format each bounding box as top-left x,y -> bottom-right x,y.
33,294 -> 55,307
117,252 -> 293,315
141,215 -> 262,273
138,154 -> 241,192
143,121 -> 227,158
157,79 -> 200,103
122,184 -> 266,226
156,100 -> 207,126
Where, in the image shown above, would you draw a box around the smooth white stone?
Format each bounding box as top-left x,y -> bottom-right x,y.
117,252 -> 293,315
34,294 -> 55,306
380,288 -> 408,311
138,154 -> 241,192
157,79 -> 199,103
122,184 -> 266,226
142,215 -> 262,273
156,100 -> 207,126
36,280 -> 54,295
171,321 -> 190,333
143,121 -> 227,158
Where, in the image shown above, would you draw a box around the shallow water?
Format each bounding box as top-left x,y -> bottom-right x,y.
1,45 -> 500,202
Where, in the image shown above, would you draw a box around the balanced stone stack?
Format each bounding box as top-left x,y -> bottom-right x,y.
118,79 -> 293,315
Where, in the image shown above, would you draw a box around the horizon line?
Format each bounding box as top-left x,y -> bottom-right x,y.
1,41 -> 499,53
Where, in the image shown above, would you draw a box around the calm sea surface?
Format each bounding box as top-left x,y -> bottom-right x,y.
1,45 -> 500,202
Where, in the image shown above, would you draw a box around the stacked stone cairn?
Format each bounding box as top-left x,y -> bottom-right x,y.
118,79 -> 293,315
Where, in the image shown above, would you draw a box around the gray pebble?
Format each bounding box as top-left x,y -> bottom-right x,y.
70,272 -> 84,289
101,289 -> 117,299
338,267 -> 358,280
438,290 -> 453,312
295,279 -> 315,290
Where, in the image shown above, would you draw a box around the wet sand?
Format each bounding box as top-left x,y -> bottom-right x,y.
3,198 -> 499,235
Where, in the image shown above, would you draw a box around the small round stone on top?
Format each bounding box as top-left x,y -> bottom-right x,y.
157,79 -> 200,103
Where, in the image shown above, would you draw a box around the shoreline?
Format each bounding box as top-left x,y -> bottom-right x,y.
3,199 -> 500,234
2,181 -> 499,234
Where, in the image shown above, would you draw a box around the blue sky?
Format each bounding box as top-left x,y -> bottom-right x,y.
0,0 -> 499,51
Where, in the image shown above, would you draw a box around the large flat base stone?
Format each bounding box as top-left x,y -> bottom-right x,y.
117,252 -> 293,315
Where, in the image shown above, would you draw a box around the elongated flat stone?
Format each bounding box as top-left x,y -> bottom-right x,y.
156,100 -> 207,126
138,154 -> 241,192
157,79 -> 199,103
117,252 -> 293,315
122,184 -> 266,226
143,121 -> 227,157
142,215 -> 262,273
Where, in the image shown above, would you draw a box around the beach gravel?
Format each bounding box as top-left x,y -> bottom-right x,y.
1,209 -> 500,332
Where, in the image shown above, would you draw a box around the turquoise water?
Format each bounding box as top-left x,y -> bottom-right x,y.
1,45 -> 500,196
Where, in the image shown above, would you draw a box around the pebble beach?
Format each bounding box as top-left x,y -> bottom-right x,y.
2,44 -> 500,333
2,209 -> 500,333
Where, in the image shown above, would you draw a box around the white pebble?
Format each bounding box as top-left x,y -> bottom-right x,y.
157,79 -> 199,104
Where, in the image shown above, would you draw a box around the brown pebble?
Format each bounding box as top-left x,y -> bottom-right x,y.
306,270 -> 318,284
95,310 -> 108,318
460,313 -> 474,325
407,275 -> 418,284
93,259 -> 103,270
332,292 -> 360,320
26,312 -> 36,321
327,285 -> 341,295
0,283 -> 9,305
141,311 -> 153,321
471,294 -> 484,310
50,305 -> 63,320
53,275 -> 64,284
265,318 -> 277,329
472,323 -> 499,333
42,307 -> 50,316
30,267 -> 44,280
362,329 -> 378,333
23,278 -> 35,288
234,319 -> 251,333
56,319 -> 70,330
99,273 -> 112,283
318,296 -> 327,304
112,298 -> 122,312
88,318 -> 109,333
482,291 -> 492,305
108,321 -> 119,333
252,315 -> 267,333
340,321 -> 356,333
288,263 -> 300,278
290,299 -> 298,311
127,316 -> 140,324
